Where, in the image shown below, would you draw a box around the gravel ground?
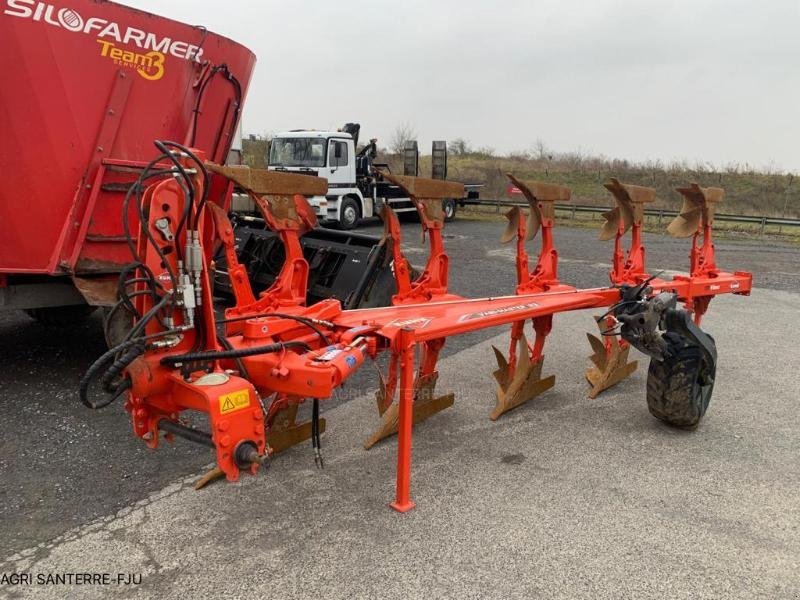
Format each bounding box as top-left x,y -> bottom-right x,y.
0,216 -> 797,598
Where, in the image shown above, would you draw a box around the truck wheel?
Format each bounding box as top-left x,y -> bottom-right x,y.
338,197 -> 361,230
443,198 -> 457,222
646,333 -> 716,429
24,304 -> 97,326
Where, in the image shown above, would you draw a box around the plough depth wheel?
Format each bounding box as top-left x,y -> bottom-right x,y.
646,333 -> 716,429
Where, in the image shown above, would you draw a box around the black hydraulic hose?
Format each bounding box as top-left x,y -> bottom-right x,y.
188,64 -> 242,164
158,140 -> 210,230
312,398 -> 319,449
154,140 -> 197,244
117,262 -> 164,319
121,159 -> 172,259
122,158 -> 180,289
219,312 -> 331,345
79,338 -> 145,409
79,296 -> 174,409
160,340 -> 312,367
311,398 -> 323,468
100,341 -> 146,392
218,334 -> 251,381
124,295 -> 172,343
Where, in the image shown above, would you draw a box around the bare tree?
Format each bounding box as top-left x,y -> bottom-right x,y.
389,122 -> 417,155
448,138 -> 471,156
532,138 -> 551,161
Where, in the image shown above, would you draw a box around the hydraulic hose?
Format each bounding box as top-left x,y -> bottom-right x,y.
160,340 -> 312,367
79,338 -> 145,409
218,312 -> 331,345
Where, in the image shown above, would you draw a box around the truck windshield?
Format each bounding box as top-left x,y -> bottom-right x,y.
269,138 -> 326,168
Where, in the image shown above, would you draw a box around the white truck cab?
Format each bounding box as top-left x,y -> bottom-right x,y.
260,125 -> 475,229
268,130 -> 374,229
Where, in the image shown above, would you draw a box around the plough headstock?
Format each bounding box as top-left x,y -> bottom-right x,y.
81,144 -> 752,514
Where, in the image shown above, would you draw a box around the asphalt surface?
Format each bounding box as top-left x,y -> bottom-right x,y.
0,216 -> 798,598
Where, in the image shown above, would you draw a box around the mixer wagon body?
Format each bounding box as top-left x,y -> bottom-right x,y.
0,0 -> 256,312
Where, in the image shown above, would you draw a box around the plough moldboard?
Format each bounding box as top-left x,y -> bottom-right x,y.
80,141 -> 752,512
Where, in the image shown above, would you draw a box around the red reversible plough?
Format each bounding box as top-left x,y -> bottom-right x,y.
81,142 -> 752,512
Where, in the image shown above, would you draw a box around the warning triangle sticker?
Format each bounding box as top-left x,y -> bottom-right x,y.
222,398 -> 235,412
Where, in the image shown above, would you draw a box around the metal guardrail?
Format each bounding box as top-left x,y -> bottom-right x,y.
465,199 -> 800,234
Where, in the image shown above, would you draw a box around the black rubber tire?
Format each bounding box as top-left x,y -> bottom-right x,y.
102,304 -> 135,348
646,334 -> 716,429
337,196 -> 361,230
443,198 -> 457,222
24,304 -> 97,326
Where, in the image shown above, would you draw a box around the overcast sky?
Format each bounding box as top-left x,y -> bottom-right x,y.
125,0 -> 799,172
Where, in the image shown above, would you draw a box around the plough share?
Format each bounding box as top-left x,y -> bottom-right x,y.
81,142 -> 751,512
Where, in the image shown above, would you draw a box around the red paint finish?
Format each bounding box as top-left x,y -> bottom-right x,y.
0,0 -> 256,274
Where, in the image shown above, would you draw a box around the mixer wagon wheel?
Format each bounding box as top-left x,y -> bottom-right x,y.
646,333 -> 716,429
24,304 -> 97,327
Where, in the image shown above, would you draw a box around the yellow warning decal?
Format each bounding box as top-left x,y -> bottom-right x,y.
219,389 -> 251,415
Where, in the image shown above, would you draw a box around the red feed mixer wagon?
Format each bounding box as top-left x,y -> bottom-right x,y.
0,0 -> 256,323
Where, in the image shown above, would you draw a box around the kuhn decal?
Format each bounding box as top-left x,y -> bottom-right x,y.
387,317 -> 432,329
4,0 -> 205,81
458,301 -> 539,322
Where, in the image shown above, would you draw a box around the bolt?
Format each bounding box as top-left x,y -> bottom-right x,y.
217,420 -> 229,432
